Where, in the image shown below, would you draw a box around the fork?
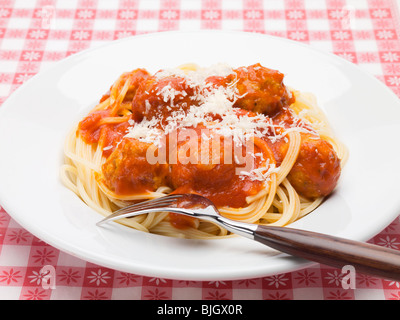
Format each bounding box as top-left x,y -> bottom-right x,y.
97,193 -> 400,281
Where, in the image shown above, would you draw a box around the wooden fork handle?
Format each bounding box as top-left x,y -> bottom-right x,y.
254,225 -> 400,281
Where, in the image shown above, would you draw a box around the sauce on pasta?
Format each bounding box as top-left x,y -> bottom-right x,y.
61,63 -> 346,237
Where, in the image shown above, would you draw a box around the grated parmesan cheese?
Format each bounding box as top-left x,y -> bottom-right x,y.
123,64 -> 318,182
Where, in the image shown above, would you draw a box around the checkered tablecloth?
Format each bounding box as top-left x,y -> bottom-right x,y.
1,0 -> 400,301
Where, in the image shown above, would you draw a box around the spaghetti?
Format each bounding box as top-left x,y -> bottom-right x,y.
60,63 -> 347,239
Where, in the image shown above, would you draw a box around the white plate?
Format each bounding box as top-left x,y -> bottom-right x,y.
1,31 -> 400,281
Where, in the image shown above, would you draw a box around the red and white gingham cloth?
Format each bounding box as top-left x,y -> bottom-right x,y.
0,0 -> 400,300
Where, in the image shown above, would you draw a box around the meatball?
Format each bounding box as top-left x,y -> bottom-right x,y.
233,63 -> 295,116
287,134 -> 341,199
101,138 -> 168,195
168,128 -> 264,208
131,75 -> 196,123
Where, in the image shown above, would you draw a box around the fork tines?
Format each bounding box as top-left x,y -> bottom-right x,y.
115,194 -> 182,215
97,194 -> 183,226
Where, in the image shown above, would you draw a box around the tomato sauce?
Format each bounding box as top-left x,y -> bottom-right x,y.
76,64 -> 341,229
